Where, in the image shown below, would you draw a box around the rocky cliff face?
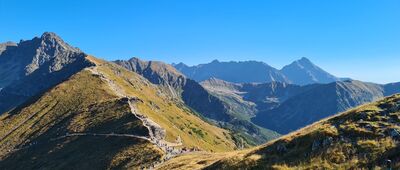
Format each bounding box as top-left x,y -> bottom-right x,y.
0,32 -> 94,114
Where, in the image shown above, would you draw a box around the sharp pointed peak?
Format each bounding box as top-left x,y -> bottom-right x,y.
173,62 -> 188,66
34,32 -> 81,53
296,57 -> 313,64
210,59 -> 220,63
299,57 -> 310,61
41,32 -> 60,39
128,56 -> 143,62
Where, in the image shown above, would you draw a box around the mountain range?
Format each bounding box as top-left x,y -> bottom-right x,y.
174,57 -> 342,85
200,77 -> 400,134
0,32 -> 399,169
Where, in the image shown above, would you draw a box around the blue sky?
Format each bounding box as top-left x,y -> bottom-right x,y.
1,0 -> 399,83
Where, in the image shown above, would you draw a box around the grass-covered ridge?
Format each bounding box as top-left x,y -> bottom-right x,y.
0,69 -> 162,169
159,94 -> 400,169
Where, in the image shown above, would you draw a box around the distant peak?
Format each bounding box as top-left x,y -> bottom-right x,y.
128,57 -> 142,62
210,59 -> 220,63
297,57 -> 312,63
287,57 -> 315,68
173,62 -> 188,67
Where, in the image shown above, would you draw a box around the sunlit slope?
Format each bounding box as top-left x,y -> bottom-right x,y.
94,61 -> 236,152
0,56 -> 236,169
0,68 -> 161,169
160,94 -> 400,169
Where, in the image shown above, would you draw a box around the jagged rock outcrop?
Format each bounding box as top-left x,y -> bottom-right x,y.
0,32 -> 94,114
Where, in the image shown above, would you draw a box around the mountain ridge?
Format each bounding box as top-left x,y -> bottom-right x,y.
174,59 -> 290,84
174,57 -> 343,85
0,32 -> 94,114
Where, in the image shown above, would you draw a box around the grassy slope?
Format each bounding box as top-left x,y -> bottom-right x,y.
0,69 -> 162,169
96,62 -> 236,152
159,94 -> 400,169
0,56 -> 236,169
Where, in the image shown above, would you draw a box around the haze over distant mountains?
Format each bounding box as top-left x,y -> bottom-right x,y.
174,57 -> 342,85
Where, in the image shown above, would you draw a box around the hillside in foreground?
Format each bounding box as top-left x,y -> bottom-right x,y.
158,94 -> 400,169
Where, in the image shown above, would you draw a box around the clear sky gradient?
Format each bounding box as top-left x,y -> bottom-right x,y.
1,0 -> 399,83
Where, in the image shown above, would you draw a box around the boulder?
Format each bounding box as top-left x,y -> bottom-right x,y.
388,129 -> 400,139
276,143 -> 287,153
312,140 -> 320,151
322,137 -> 334,147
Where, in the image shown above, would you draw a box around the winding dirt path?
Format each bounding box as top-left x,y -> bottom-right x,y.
87,66 -> 185,168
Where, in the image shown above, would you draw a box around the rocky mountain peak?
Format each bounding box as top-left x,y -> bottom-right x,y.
298,57 -> 312,63
287,57 -> 316,69
281,57 -> 338,85
38,32 -> 81,53
210,59 -> 220,64
0,32 -> 93,114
